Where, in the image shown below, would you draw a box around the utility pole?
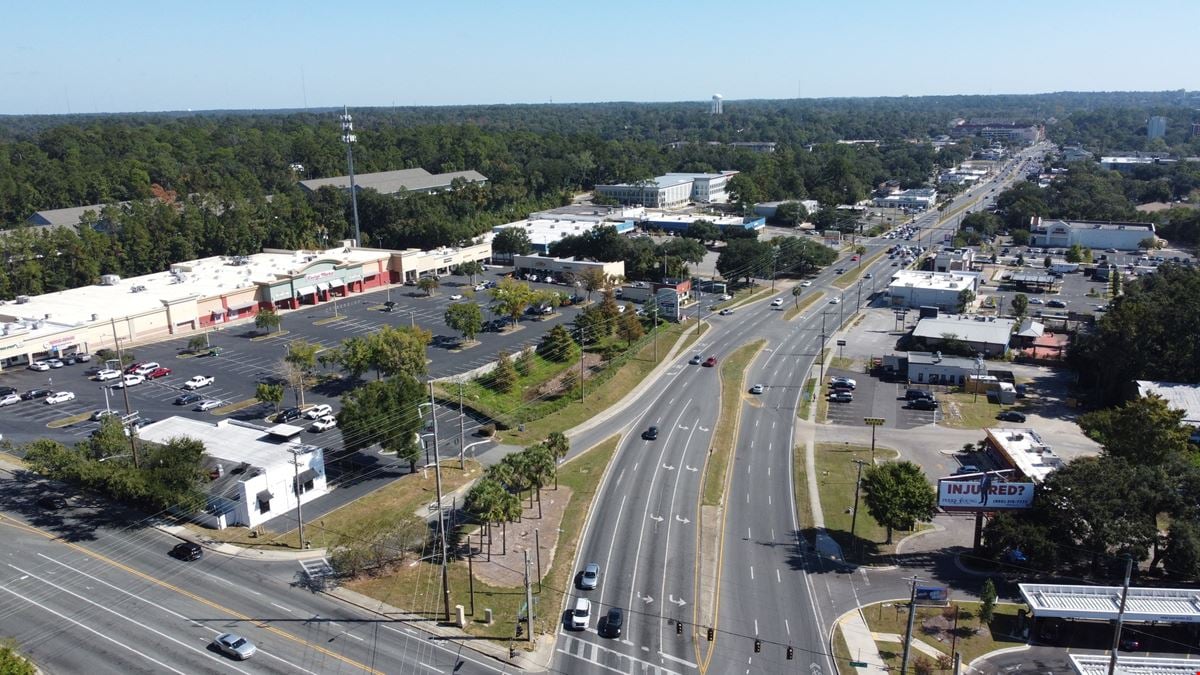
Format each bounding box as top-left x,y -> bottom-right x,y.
652,307 -> 658,362
109,318 -> 139,468
341,107 -> 362,247
523,549 -> 535,642
578,326 -> 586,401
850,459 -> 867,541
429,381 -> 451,624
289,446 -> 307,549
534,529 -> 543,592
458,383 -> 466,469
819,310 -> 828,386
900,577 -> 920,675
1106,556 -> 1134,675
467,543 -> 476,616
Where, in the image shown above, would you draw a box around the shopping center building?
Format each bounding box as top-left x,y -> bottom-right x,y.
0,239 -> 491,370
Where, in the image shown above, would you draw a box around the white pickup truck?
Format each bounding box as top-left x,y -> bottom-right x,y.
182,375 -> 215,390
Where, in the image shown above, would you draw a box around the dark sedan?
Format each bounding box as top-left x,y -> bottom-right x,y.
174,392 -> 203,406
21,389 -> 53,401
997,411 -> 1026,422
641,426 -> 659,441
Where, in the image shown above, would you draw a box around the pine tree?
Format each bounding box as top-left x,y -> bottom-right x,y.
491,351 -> 519,393
979,578 -> 997,624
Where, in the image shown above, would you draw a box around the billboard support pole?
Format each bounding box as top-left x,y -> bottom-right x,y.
973,512 -> 984,551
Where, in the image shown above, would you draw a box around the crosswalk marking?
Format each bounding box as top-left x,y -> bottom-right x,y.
556,633 -> 687,675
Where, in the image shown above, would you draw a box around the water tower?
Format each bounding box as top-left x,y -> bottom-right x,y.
711,94 -> 723,115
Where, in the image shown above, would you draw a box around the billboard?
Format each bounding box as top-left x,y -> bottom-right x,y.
938,477 -> 1035,511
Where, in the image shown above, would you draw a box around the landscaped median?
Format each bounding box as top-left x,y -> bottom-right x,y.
211,398 -> 261,416
713,283 -> 774,311
702,340 -> 766,507
783,291 -> 823,321
834,249 -> 887,289
833,600 -> 1026,673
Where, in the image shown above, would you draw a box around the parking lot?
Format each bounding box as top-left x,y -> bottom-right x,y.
823,367 -> 941,430
0,266 -> 579,448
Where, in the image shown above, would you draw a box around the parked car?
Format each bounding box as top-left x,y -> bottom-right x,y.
0,386 -> 16,397
28,361 -> 50,372
601,607 -> 624,638
91,409 -> 119,421
112,374 -> 146,389
830,377 -> 857,390
997,411 -> 1027,422
66,353 -> 91,363
171,541 -> 202,561
310,415 -> 338,432
93,369 -> 122,381
46,358 -> 65,369
954,464 -> 981,475
21,389 -> 53,401
904,389 -> 932,401
828,391 -> 853,403
0,393 -> 20,407
703,356 -> 718,367
277,407 -> 304,423
174,392 -> 203,406
213,633 -> 256,660
45,391 -> 76,404
305,404 -> 333,419
750,384 -> 764,394
641,426 -> 659,441
194,399 -> 222,412
570,598 -> 592,630
146,366 -> 172,379
908,398 -> 939,411
1046,299 -> 1067,309
579,562 -> 600,590
182,375 -> 214,390
131,362 -> 161,376
124,362 -> 145,375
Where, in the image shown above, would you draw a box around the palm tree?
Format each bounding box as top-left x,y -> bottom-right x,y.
464,479 -> 504,561
525,444 -> 556,518
498,491 -> 522,555
417,276 -> 439,296
546,431 -> 570,489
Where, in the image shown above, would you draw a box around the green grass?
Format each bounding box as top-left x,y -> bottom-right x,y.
811,442 -> 901,562
497,322 -> 703,446
830,356 -> 855,371
798,378 -> 816,420
249,329 -> 289,341
834,600 -> 1027,672
716,284 -> 773,310
313,315 -> 347,326
834,250 -> 887,288
452,349 -> 578,426
211,398 -> 261,416
347,436 -> 620,644
938,391 -> 1014,429
783,291 -> 823,321
702,340 -> 766,506
188,460 -> 483,549
47,412 -> 92,429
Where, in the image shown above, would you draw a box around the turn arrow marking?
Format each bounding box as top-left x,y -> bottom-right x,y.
636,592 -> 654,604
668,595 -> 687,607
674,515 -> 691,524
649,514 -> 664,522
684,465 -> 698,472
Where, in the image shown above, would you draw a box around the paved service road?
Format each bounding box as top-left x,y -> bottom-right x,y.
0,468 -> 516,675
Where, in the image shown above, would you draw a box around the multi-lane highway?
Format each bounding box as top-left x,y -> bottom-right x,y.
552,145 -> 1045,675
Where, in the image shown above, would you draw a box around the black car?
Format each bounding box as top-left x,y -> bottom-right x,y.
36,496 -> 68,509
277,407 -> 304,423
0,386 -> 16,398
21,388 -> 53,400
174,392 -> 203,406
171,542 -> 203,561
904,389 -> 933,401
997,411 -> 1026,422
907,398 -> 939,411
601,607 -> 624,638
641,426 -> 658,441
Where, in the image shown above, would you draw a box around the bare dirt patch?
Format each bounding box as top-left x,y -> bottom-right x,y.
471,486 -> 573,588
533,352 -> 604,399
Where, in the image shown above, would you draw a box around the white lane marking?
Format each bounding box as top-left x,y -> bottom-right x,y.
747,527 -> 752,539
754,618 -> 759,635
777,569 -> 782,583
419,663 -> 437,671
767,466 -> 771,477
381,624 -> 507,674
785,618 -> 791,635
750,566 -> 754,580
768,494 -> 772,505
271,602 -> 294,613
599,493 -> 628,610
6,563 -> 244,674
659,650 -> 699,668
746,492 -> 749,504
657,415 -> 699,648
771,528 -> 776,540
0,585 -> 188,675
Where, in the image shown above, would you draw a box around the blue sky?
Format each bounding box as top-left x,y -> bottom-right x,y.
2,0 -> 1197,115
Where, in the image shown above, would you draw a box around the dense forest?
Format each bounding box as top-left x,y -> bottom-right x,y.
1,91 -> 1198,299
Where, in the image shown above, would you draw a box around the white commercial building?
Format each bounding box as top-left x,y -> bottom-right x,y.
512,254 -> 625,283
491,217 -> 637,255
595,171 -> 739,207
874,188 -> 938,211
984,428 -> 1065,482
395,242 -> 493,283
912,314 -> 1015,357
1030,217 -> 1156,251
887,270 -> 981,311
932,248 -> 975,272
138,417 -> 327,530
1136,380 -> 1200,441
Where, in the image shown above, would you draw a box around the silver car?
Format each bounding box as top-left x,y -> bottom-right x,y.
213,633 -> 256,660
580,562 -> 600,590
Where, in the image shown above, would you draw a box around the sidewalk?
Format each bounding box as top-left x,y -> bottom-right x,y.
835,610 -> 889,675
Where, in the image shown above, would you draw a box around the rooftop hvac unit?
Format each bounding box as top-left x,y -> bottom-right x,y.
15,295 -> 29,304
100,274 -> 121,286
91,313 -> 98,321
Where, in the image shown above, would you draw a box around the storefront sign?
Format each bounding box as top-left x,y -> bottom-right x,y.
42,335 -> 77,350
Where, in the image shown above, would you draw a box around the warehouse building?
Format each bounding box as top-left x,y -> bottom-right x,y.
1030,217 -> 1156,251
888,270 -> 981,311
299,167 -> 487,196
492,217 -> 637,254
641,212 -> 765,235
911,314 -> 1015,357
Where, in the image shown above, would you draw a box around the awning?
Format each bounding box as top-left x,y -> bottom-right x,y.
329,278 -> 346,288
295,286 -> 316,296
295,468 -> 318,485
226,303 -> 255,314
256,489 -> 273,502
315,282 -> 329,292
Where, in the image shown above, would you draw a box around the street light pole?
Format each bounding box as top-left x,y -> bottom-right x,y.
109,318 -> 139,468
850,459 -> 867,542
428,381 -> 452,624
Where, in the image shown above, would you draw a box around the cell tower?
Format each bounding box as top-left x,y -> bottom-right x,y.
340,107 -> 362,247
711,94 -> 723,115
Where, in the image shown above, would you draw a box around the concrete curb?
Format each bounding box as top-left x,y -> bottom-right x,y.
152,522 -> 330,562
966,644 -> 1031,671
893,521 -> 946,555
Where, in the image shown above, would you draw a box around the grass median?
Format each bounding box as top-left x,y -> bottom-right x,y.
798,378 -> 816,420
346,435 -> 620,644
833,250 -> 886,289
714,284 -> 774,311
783,291 -> 823,321
833,600 -> 1026,672
702,340 -> 765,507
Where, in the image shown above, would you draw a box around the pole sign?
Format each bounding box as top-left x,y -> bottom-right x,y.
836,340 -> 847,346
938,477 -> 1035,511
863,417 -> 885,426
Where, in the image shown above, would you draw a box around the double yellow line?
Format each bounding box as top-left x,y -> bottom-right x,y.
0,515 -> 383,675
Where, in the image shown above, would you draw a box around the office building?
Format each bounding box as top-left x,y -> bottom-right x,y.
887,270 -> 981,311
1147,116 -> 1167,139
595,171 -> 739,207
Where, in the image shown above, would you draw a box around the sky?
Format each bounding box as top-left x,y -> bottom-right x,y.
2,0 -> 1197,115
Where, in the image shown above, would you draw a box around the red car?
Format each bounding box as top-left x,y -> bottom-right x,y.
124,362 -> 144,374
702,356 -> 718,367
851,255 -> 859,261
146,366 -> 172,379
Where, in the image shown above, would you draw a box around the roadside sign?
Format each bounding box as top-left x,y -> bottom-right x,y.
836,340 -> 847,346
849,662 -> 868,668
863,417 -> 885,426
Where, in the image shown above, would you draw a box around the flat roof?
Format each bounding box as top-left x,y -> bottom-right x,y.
492,218 -> 635,248
1037,218 -> 1155,233
1136,381 -> 1200,426
1020,583 -> 1200,623
1010,271 -> 1057,284
641,212 -> 746,227
0,241 -> 384,340
889,270 -> 980,292
1070,654 -> 1200,675
139,416 -> 319,470
986,428 -> 1065,482
662,171 -> 738,181
913,314 -> 1015,346
299,168 -> 486,194
529,205 -> 644,221
906,351 -> 980,369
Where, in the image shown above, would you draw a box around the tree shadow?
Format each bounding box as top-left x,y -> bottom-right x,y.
0,472 -> 156,543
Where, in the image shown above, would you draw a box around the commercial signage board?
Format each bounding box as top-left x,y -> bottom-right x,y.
938,477 -> 1035,511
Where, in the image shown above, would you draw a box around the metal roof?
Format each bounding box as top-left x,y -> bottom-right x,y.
1020,584 -> 1200,623
912,314 -> 1015,346
1010,271 -> 1057,284
1070,654 -> 1200,675
1136,381 -> 1200,426
299,168 -> 487,195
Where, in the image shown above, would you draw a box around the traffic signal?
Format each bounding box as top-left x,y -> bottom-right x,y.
707,627 -> 715,642
787,646 -> 794,660
676,621 -> 683,635
754,639 -> 762,653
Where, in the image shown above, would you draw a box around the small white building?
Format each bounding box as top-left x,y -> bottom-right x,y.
512,254 -> 625,283
912,314 -> 1015,356
985,427 -> 1065,482
933,248 -> 975,272
138,417 -> 328,530
1030,217 -> 1156,251
874,188 -> 938,211
888,270 -> 982,311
